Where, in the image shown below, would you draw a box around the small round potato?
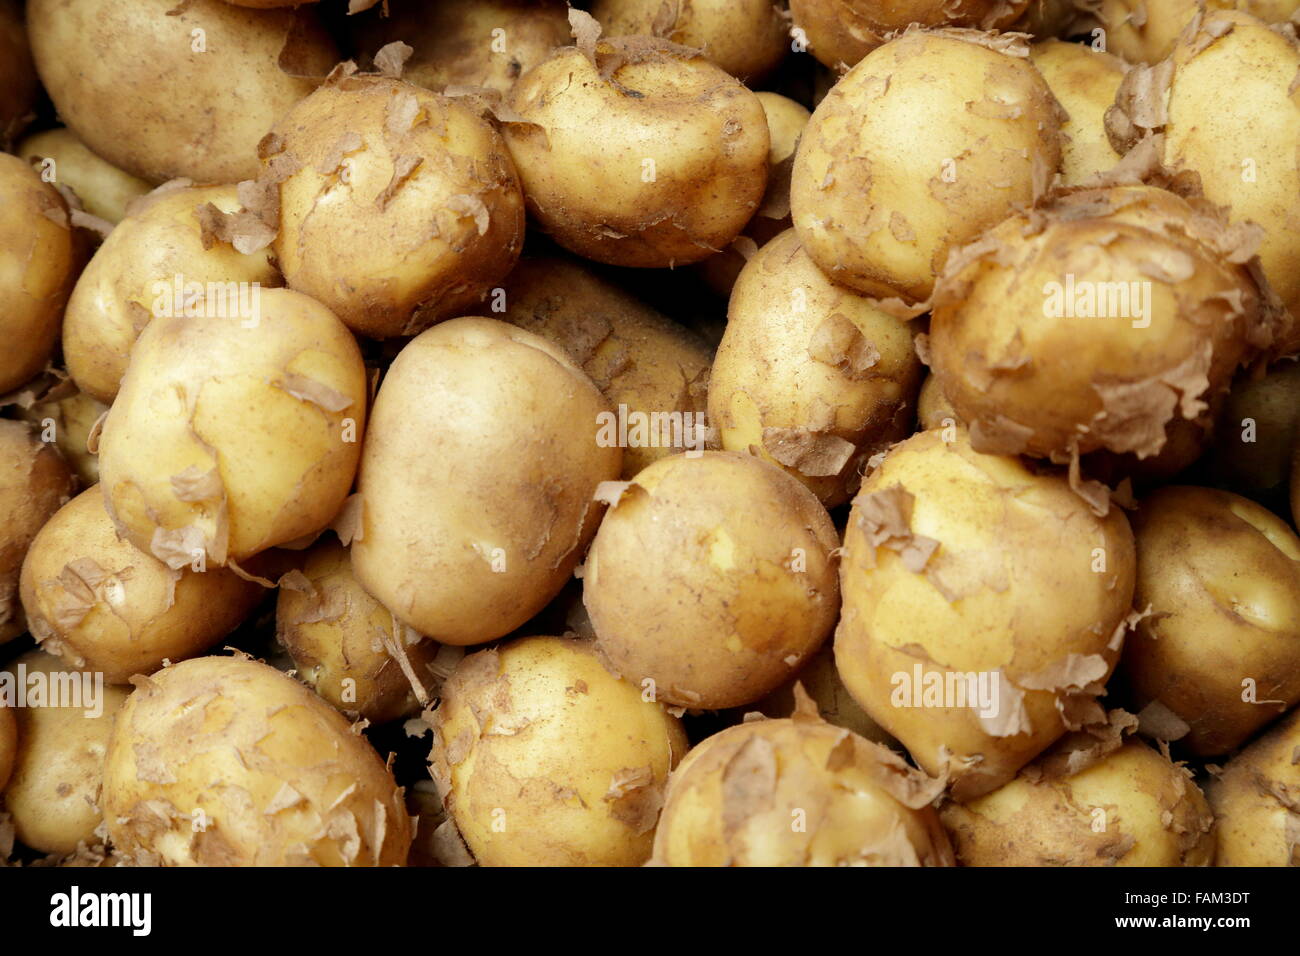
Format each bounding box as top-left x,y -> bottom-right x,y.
63,182 -> 282,405
1207,706 -> 1300,866
503,36 -> 770,268
0,0 -> 38,147
584,450 -> 841,710
941,738 -> 1216,866
429,636 -> 689,866
917,373 -> 959,431
102,655 -> 411,866
1122,486 -> 1300,756
709,228 -> 922,507
18,129 -> 153,225
19,487 -> 265,685
790,29 -> 1062,303
1029,40 -> 1124,185
26,0 -> 338,184
3,650 -> 131,856
835,428 -> 1137,801
97,287 -> 367,569
651,705 -> 955,866
351,317 -> 622,645
13,387 -> 108,488
268,75 -> 526,339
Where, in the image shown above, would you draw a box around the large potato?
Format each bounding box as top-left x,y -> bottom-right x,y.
1122,486 -> 1300,755
498,256 -> 712,478
97,287 -> 367,569
503,35 -> 770,268
351,317 -> 621,645
790,29 -> 1062,304
13,386 -> 108,488
0,0 -> 37,147
835,428 -> 1137,800
941,737 -> 1216,866
1029,40 -> 1124,185
584,451 -> 841,710
19,487 -> 264,685
102,655 -> 411,866
63,182 -> 282,405
26,0 -> 338,184
651,704 -> 954,866
0,420 -> 76,645
429,636 -> 688,866
18,129 -> 153,225
709,228 -> 922,507
3,650 -> 131,856
1207,706 -> 1300,866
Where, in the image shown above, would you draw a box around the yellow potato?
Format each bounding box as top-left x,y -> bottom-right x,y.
1029,40 -> 1125,184
0,0 -> 38,147
1098,0 -> 1298,64
17,129 -> 153,225
1207,706 -> 1300,866
13,387 -> 108,488
917,373 -> 959,431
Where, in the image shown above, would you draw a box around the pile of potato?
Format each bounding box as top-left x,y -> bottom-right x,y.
0,0 -> 1298,868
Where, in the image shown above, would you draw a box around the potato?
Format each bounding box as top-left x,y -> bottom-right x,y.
929,185 -> 1268,461
789,0 -> 1031,69
1029,41 -> 1124,185
1012,0 -> 1087,39
753,644 -> 896,747
267,75 -> 525,339
790,30 -> 1062,304
710,228 -> 922,507
63,182 -> 282,405
26,0 -> 338,184
0,0 -> 37,147
1121,486 -> 1300,756
941,737 -> 1216,866
835,428 -> 1137,801
102,655 -> 410,866
0,701 -> 15,792
17,129 -> 153,226
358,0 -> 571,97
0,153 -> 82,396
1207,706 -> 1300,866
97,287 -> 367,569
1098,0 -> 1299,64
2,650 -> 131,856
1212,362 -> 1300,496
276,538 -> 445,724
19,487 -> 264,685
592,0 -> 788,81
13,387 -> 108,488
584,451 -> 840,709
0,420 -> 76,645
651,702 -> 955,866
917,373 -> 958,431
351,317 -> 621,645
497,256 -> 712,478
503,35 -> 770,268
429,635 -> 688,866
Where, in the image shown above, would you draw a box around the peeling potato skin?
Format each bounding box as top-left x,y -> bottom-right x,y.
1092,0 -> 1300,64
835,428 -> 1137,801
276,538 -> 439,724
497,256 -> 713,479
1207,707 -> 1300,866
790,29 -> 1063,303
351,317 -> 622,646
941,739 -> 1216,866
1029,40 -> 1124,186
97,287 -> 368,567
0,0 -> 38,148
19,487 -> 264,685
0,420 -> 76,646
0,701 -> 15,791
503,37 -> 771,268
429,635 -> 688,867
63,183 -> 283,406
102,656 -> 411,866
13,388 -> 108,488
18,129 -> 153,226
3,650 -> 131,856
26,0 -> 338,185
709,228 -> 922,507
583,451 -> 841,710
270,76 -> 526,339
652,714 -> 955,866
1122,486 -> 1300,756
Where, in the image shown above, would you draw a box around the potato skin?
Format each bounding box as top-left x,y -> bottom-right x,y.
835,429 -> 1136,800
1122,486 -> 1300,756
102,655 -> 411,866
1208,707 -> 1300,866
429,636 -> 689,866
97,287 -> 367,568
753,643 -> 896,747
0,0 -> 38,147
709,228 -> 922,507
3,650 -> 131,856
63,182 -> 282,405
504,37 -> 770,268
351,317 -> 621,646
941,739 -> 1216,866
269,76 -> 525,339
13,388 -> 108,488
19,487 -> 264,685
652,711 -> 954,866
26,0 -> 338,184
1029,40 -> 1124,185
18,129 -> 153,225
584,451 -> 841,709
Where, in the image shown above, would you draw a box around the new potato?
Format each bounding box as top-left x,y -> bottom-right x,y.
18,129 -> 153,225
1029,40 -> 1124,185
13,387 -> 108,488
1208,707 -> 1300,866
1212,361 -> 1300,496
